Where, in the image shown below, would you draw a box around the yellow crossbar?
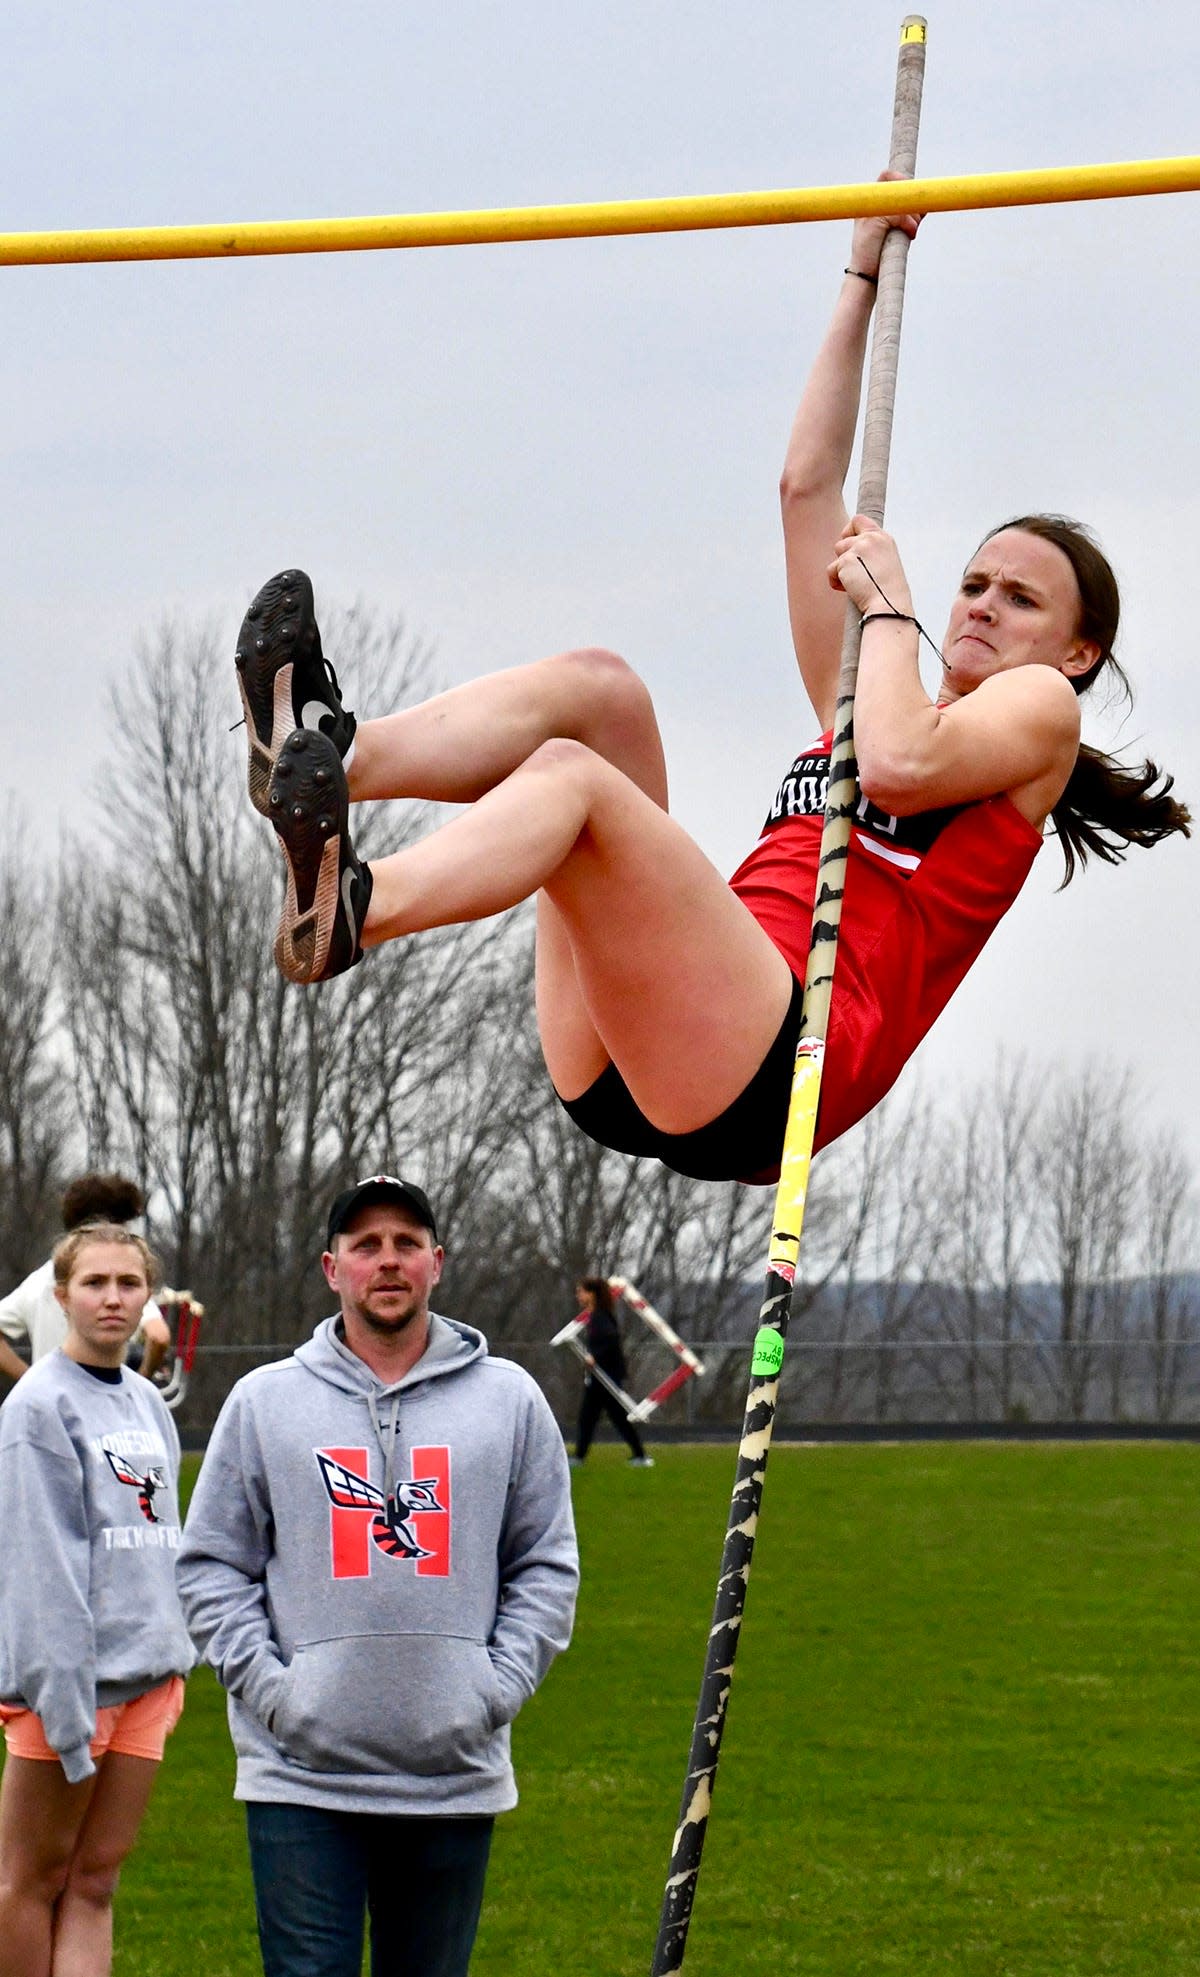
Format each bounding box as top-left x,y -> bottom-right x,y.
2,157 -> 1198,268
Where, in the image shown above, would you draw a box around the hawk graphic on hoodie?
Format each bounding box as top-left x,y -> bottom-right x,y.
315,1450 -> 446,1561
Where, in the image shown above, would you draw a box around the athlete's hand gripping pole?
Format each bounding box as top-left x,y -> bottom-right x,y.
649,20 -> 927,1974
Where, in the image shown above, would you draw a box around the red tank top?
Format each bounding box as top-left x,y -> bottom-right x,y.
728,732 -> 1043,1151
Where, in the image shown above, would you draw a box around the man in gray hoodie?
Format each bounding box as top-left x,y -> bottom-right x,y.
178,1175 -> 578,1977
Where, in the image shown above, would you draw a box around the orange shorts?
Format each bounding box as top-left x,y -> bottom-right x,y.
0,1675 -> 185,1765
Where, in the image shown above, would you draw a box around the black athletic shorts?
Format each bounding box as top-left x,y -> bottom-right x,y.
556,973 -> 805,1185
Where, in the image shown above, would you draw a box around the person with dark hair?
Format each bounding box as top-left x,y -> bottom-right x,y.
571,1278 -> 653,1468
178,1175 -> 577,1977
59,1174 -> 145,1233
0,1174 -> 172,1389
229,186 -> 1188,1188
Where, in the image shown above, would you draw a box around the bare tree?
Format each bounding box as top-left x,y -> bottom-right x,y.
801,1122 -> 889,1423
928,1092 -> 995,1420
928,1059 -> 1043,1421
863,1091 -> 945,1420
990,1058 -> 1043,1418
774,1090 -> 946,1423
1138,1135 -> 1200,1422
1032,1066 -> 1141,1421
59,613 -> 534,1420
0,813 -> 69,1283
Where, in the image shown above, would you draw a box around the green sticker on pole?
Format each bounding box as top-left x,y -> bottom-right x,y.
751,1327 -> 785,1378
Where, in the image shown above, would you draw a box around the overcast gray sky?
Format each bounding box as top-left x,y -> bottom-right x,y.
3,1 -> 1198,1160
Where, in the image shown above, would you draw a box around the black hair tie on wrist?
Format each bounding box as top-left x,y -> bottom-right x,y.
844,267 -> 878,285
854,558 -> 949,671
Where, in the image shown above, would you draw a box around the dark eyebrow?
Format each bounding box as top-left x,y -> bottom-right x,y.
962,564 -> 1048,600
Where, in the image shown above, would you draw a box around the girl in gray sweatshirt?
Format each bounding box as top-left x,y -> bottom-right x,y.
0,1223 -> 193,1977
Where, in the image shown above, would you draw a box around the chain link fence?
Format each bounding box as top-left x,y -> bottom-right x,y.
173,1330 -> 1200,1442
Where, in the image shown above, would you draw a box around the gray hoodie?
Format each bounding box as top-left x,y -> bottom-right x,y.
0,1352 -> 194,1782
177,1312 -> 577,1814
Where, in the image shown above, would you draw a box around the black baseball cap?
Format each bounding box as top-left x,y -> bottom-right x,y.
325,1176 -> 438,1248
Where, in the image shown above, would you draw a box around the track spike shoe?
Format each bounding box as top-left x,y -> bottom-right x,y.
267,729 -> 372,984
235,570 -> 356,815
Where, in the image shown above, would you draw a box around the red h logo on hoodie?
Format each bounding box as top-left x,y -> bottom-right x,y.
316,1445 -> 451,1580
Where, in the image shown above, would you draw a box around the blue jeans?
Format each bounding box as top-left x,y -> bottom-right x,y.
245,1801 -> 495,1977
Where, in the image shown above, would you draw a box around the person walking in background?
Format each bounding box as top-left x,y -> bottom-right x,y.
178,1173 -> 577,1977
572,1277 -> 653,1467
0,1223 -> 192,1977
0,1173 -> 172,1390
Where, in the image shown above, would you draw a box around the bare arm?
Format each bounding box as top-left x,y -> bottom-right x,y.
0,1266 -> 40,1382
831,519 -> 1081,822
781,187 -> 919,731
137,1306 -> 171,1381
0,1335 -> 27,1384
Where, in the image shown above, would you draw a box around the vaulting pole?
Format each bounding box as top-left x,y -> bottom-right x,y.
648,20 -> 927,1973
0,153 -> 1195,267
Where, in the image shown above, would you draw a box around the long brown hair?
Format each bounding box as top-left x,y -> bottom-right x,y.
981,515 -> 1191,885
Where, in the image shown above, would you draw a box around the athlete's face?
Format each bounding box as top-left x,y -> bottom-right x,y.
941,529 -> 1099,695
323,1204 -> 444,1339
56,1241 -> 150,1367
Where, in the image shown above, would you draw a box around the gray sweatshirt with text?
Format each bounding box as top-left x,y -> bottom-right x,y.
0,1352 -> 194,1782
176,1313 -> 577,1814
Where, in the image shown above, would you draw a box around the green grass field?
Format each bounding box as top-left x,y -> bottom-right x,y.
18,1442 -> 1200,1974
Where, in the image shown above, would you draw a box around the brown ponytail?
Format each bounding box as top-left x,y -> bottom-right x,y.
1053,743 -> 1190,887
981,516 -> 1191,885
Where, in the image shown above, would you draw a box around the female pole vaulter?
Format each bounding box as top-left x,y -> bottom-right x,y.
232,192 -> 1189,1185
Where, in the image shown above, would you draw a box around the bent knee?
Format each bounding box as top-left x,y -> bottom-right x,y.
64,1854 -> 123,1906
556,644 -> 636,684
523,735 -> 599,779
0,1853 -> 73,1907
552,646 -> 654,723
